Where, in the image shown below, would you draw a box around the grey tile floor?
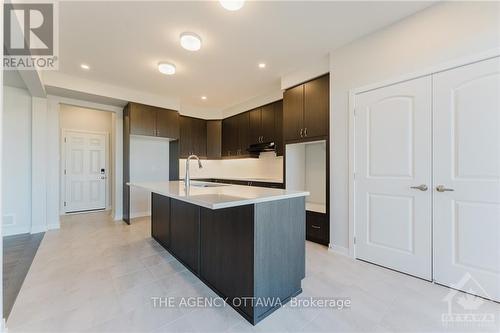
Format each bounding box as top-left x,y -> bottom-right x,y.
6,211 -> 500,332
3,232 -> 44,319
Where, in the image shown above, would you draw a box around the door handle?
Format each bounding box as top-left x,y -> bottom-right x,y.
304,127 -> 308,137
300,128 -> 303,138
410,184 -> 428,191
436,185 -> 454,192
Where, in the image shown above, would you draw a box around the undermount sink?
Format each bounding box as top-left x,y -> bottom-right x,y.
190,182 -> 229,188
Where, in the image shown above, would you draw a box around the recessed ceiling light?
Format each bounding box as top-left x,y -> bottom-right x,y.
201,96 -> 207,100
80,64 -> 90,70
219,0 -> 245,11
180,32 -> 202,51
258,63 -> 266,69
158,62 -> 176,75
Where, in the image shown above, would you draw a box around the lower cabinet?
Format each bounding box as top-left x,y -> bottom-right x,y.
200,206 -> 254,318
151,193 -> 170,248
306,211 -> 329,245
170,199 -> 200,274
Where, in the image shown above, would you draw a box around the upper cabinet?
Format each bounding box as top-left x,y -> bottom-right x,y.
222,100 -> 283,158
283,74 -> 329,142
221,115 -> 241,157
128,102 -> 179,139
248,102 -> 278,144
180,116 -> 207,158
206,120 -> 222,159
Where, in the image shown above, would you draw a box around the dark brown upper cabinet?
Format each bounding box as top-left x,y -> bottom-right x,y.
128,102 -> 179,139
283,74 -> 329,142
222,116 -> 239,157
249,107 -> 262,143
283,84 -> 304,142
274,100 -> 284,156
156,108 -> 180,139
206,120 -> 222,159
236,112 -> 250,155
180,116 -> 207,158
248,102 -> 278,144
304,74 -> 329,139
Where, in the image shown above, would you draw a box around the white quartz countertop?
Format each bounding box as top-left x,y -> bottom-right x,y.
195,177 -> 283,184
128,181 -> 309,210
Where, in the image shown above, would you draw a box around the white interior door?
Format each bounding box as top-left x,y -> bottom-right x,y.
433,57 -> 500,301
355,76 -> 432,280
64,130 -> 107,213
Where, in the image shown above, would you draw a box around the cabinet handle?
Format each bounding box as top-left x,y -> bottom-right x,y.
304,128 -> 308,137
300,129 -> 303,138
311,225 -> 321,229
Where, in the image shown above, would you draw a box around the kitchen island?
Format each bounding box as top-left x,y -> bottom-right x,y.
129,181 -> 309,325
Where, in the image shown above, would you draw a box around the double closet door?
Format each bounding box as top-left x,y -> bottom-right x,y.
355,57 -> 500,301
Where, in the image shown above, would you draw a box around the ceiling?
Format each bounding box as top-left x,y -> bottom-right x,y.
57,1 -> 434,112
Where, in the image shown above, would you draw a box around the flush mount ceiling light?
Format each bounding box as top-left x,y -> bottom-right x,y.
80,64 -> 90,70
158,62 -> 176,75
258,63 -> 266,69
219,0 -> 245,11
201,96 -> 207,100
180,32 -> 202,51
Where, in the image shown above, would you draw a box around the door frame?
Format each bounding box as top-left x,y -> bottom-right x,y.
347,48 -> 500,258
60,128 -> 110,214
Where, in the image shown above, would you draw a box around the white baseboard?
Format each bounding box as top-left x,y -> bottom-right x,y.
328,243 -> 351,257
30,225 -> 48,234
47,223 -> 60,231
130,211 -> 151,219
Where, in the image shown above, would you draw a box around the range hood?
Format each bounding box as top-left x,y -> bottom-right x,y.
247,141 -> 276,153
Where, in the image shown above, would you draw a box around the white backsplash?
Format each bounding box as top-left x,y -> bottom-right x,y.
179,152 -> 283,181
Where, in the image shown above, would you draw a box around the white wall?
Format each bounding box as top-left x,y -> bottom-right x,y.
285,141 -> 326,206
44,96 -> 123,229
305,142 -> 326,205
2,87 -> 32,235
327,1 -> 500,251
59,105 -> 113,211
129,135 -> 169,218
179,152 -> 283,181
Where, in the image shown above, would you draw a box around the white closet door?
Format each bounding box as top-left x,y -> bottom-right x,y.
355,76 -> 432,280
433,57 -> 500,301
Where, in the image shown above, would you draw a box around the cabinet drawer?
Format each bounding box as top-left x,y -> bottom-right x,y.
306,211 -> 328,245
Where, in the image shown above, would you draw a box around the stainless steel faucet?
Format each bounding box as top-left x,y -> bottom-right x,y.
184,155 -> 202,188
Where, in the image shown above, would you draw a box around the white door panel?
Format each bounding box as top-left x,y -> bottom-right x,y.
355,76 -> 432,280
64,131 -> 107,213
433,57 -> 500,301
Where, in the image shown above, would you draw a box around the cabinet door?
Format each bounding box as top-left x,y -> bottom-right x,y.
170,199 -> 200,274
237,112 -> 250,155
206,120 -> 222,159
179,116 -> 192,158
249,108 -> 262,144
261,103 -> 275,143
304,75 -> 329,138
151,193 -> 170,248
156,108 -> 180,139
200,206 -> 254,317
223,116 -> 239,157
129,103 -> 157,136
222,118 -> 231,157
283,85 -> 304,141
274,100 -> 284,156
192,117 -> 207,158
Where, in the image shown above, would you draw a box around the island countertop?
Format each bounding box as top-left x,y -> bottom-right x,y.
128,180 -> 309,209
